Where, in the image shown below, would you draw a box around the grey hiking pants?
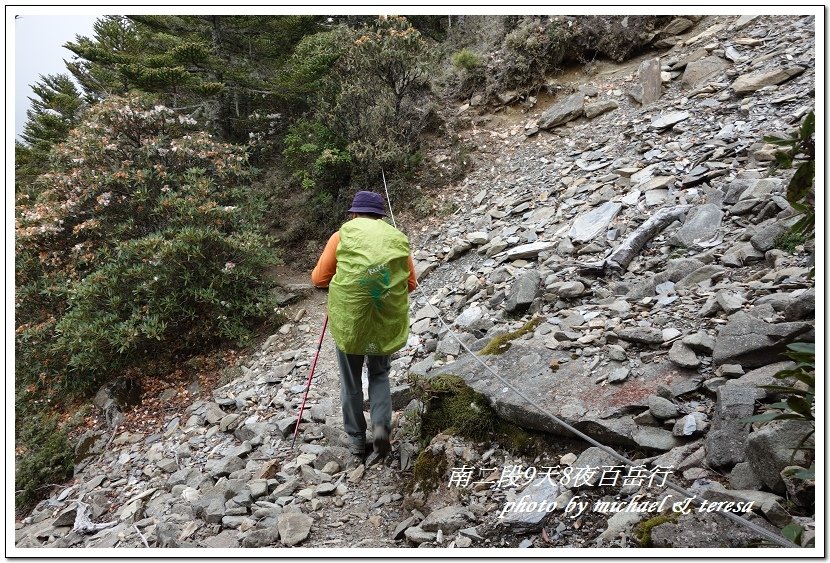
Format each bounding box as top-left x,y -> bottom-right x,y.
335,347 -> 392,445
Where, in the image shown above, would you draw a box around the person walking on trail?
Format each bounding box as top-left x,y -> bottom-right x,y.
311,190 -> 417,458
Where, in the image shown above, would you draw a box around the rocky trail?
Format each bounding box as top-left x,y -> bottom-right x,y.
15,14 -> 818,551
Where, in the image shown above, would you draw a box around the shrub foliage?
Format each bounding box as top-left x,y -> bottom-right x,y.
16,95 -> 276,397
764,111 -> 816,238
326,16 -> 436,193
14,411 -> 74,513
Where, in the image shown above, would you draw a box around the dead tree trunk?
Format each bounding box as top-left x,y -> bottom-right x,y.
604,204 -> 691,275
73,501 -> 118,534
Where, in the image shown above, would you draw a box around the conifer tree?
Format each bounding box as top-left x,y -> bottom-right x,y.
15,73 -> 83,193
64,16 -> 145,99
65,15 -> 324,141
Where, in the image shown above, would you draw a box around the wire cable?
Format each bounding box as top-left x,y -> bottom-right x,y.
382,174 -> 799,549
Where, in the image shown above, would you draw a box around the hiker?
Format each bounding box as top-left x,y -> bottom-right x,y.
311,191 -> 417,458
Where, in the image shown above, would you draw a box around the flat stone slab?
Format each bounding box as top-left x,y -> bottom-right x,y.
650,510 -> 779,548
568,201 -> 622,243
584,99 -> 619,119
420,505 -> 474,534
732,66 -> 806,94
503,241 -> 557,261
500,478 -> 561,532
681,56 -> 729,89
538,92 -> 585,129
504,270 -> 541,313
639,57 -> 662,105
651,111 -> 690,129
431,342 -> 699,443
672,204 -> 723,248
278,513 -> 313,546
712,312 -> 813,368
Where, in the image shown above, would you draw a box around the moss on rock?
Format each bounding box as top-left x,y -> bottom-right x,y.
409,372 -> 549,456
479,316 -> 543,355
412,447 -> 448,493
633,510 -> 681,547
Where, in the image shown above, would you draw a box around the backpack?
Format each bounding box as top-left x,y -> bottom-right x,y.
327,217 -> 411,355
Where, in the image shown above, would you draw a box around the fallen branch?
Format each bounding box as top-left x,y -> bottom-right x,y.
134,524 -> 150,548
72,501 -> 118,535
105,423 -> 120,450
604,204 -> 692,275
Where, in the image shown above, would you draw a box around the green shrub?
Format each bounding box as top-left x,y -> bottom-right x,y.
746,342 -> 815,455
764,111 -> 816,239
497,17 -> 565,91
745,343 -> 815,546
774,230 -> 807,253
16,95 -> 277,397
325,16 -> 437,194
451,48 -> 481,70
276,28 -> 348,114
15,411 -> 74,513
282,118 -> 352,196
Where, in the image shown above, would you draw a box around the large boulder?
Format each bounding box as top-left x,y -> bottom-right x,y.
538,92 -> 585,129
680,56 -> 729,89
277,513 -> 313,546
420,505 -> 474,534
745,420 -> 813,494
671,204 -> 723,248
568,202 -> 622,243
705,385 -> 755,468
431,342 -> 698,445
584,99 -> 619,119
504,270 -> 541,313
712,312 -> 813,368
732,66 -> 806,94
650,510 -> 779,547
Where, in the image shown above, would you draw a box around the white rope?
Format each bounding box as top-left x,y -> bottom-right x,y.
384,178 -> 798,549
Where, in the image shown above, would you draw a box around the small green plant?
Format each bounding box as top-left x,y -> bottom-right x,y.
773,230 -> 807,253
745,341 -> 816,550
398,404 -> 423,441
744,341 -> 815,549
451,48 -> 482,71
439,201 -> 459,217
282,118 -> 352,196
15,412 -> 74,513
781,520 -> 815,548
411,195 -> 434,217
764,112 -> 816,238
746,342 -> 815,451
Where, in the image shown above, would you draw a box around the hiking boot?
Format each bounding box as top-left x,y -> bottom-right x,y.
347,439 -> 365,457
373,424 -> 390,457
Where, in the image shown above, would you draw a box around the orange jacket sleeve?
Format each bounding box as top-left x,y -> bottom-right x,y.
311,231 -> 340,288
407,255 -> 418,293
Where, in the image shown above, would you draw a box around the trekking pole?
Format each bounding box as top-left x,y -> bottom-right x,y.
291,314 -> 328,449
381,168 -> 396,228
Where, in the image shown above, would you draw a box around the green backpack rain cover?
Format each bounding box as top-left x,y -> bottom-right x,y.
328,217 -> 411,355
